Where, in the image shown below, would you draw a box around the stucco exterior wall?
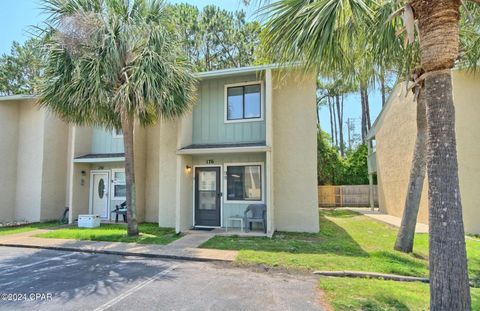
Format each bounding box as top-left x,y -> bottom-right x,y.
272,71 -> 320,233
374,70 -> 480,233
176,155 -> 193,232
15,103 -> 45,222
374,85 -> 429,225
133,124 -> 147,222
144,125 -> 160,222
0,101 -> 19,222
452,70 -> 480,234
69,127 -> 93,221
157,120 -> 179,227
70,164 -> 91,220
40,112 -> 69,221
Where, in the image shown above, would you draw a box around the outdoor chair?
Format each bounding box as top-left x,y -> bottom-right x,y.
112,201 -> 127,223
244,204 -> 266,233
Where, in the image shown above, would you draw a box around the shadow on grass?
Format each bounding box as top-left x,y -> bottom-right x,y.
0,221 -> 59,236
320,209 -> 361,218
36,224 -> 181,245
358,296 -> 411,311
470,256 -> 480,287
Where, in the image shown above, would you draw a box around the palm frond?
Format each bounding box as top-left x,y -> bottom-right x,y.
38,0 -> 196,129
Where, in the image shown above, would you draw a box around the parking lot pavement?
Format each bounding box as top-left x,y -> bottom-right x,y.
0,247 -> 323,311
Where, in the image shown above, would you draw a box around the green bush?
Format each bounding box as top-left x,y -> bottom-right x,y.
317,131 -> 371,185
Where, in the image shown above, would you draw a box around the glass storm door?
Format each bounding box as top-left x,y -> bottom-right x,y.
91,172 -> 109,218
195,167 -> 221,227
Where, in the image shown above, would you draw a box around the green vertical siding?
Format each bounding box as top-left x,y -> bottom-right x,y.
192,153 -> 266,228
91,128 -> 124,154
192,74 -> 266,145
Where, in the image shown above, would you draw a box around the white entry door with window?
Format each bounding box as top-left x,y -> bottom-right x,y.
90,171 -> 110,218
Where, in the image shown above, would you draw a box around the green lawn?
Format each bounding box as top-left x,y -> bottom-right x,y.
201,209 -> 480,284
0,221 -> 59,236
319,277 -> 480,311
202,209 -> 480,309
36,223 -> 181,245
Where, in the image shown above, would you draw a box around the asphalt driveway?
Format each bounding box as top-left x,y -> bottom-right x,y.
0,247 -> 323,311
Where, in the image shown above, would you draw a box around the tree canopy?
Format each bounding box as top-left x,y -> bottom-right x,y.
0,38 -> 42,96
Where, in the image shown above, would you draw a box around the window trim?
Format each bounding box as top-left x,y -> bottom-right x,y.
224,162 -> 265,204
224,81 -> 264,124
111,168 -> 126,201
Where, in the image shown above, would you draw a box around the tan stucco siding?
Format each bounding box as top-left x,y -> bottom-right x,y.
144,125 -> 160,222
133,124 -> 147,222
272,71 -> 320,233
70,164 -> 91,220
177,155 -> 193,232
375,85 -> 429,225
15,103 -> 45,222
452,71 -> 480,234
40,112 -> 69,221
0,101 -> 19,222
157,120 -> 179,227
375,71 -> 480,233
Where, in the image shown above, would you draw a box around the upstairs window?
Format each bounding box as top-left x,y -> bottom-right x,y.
225,82 -> 262,122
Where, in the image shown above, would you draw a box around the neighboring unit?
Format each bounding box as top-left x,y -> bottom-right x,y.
0,95 -> 69,223
0,65 -> 320,235
367,69 -> 480,234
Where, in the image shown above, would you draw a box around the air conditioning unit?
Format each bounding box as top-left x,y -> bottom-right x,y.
78,214 -> 101,228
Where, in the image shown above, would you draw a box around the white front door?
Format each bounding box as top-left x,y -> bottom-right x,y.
90,172 -> 110,219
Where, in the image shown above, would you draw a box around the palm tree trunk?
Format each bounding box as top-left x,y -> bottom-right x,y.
336,94 -> 344,156
360,85 -> 372,143
380,69 -> 387,107
316,100 -> 321,130
425,71 -> 470,311
365,90 -> 371,131
394,89 -> 426,253
121,112 -> 139,236
411,0 -> 471,309
328,98 -> 334,145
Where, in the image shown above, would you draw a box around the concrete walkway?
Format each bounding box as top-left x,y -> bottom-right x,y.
0,228 -> 237,262
344,207 -> 429,233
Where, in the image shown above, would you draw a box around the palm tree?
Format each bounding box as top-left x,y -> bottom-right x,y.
38,0 -> 196,236
372,0 -> 427,254
257,0 -> 478,308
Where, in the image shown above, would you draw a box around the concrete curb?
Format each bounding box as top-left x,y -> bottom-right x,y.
0,243 -> 233,263
314,270 -> 477,288
314,270 -> 429,283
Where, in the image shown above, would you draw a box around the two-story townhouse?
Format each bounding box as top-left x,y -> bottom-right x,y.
0,65 -> 319,234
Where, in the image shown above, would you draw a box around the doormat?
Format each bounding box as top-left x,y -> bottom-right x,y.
192,227 -> 215,231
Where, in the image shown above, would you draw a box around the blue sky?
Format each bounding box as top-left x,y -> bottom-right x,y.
0,0 -> 382,139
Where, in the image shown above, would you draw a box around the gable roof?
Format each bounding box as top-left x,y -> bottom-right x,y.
366,82 -> 407,140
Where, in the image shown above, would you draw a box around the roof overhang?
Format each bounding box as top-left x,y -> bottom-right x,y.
193,63 -> 295,80
74,153 -> 125,163
177,143 -> 270,155
0,94 -> 36,102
